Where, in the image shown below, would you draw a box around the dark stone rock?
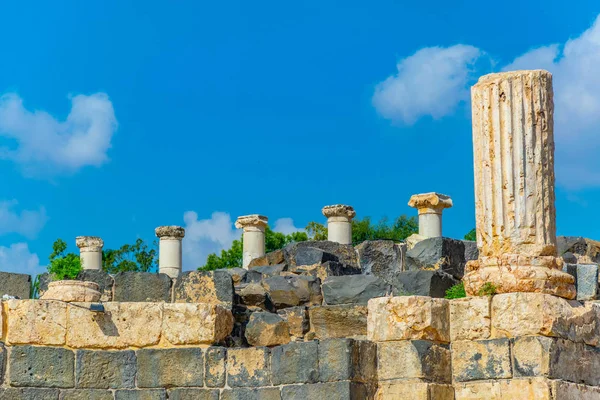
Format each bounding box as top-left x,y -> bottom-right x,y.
277,306 -> 309,339
0,272 -> 31,299
59,390 -> 113,400
223,268 -> 247,286
247,256 -> 268,268
462,240 -> 479,262
557,236 -> 600,263
294,247 -> 338,267
563,263 -> 599,301
261,275 -> 321,309
249,264 -> 285,277
378,340 -> 451,382
271,341 -> 318,385
245,312 -> 290,347
75,350 -> 136,389
226,347 -> 271,387
76,270 -> 114,302
220,388 -> 281,400
0,344 -> 4,384
322,275 -> 388,305
294,261 -> 361,280
136,348 -> 204,388
9,345 -> 74,388
205,347 -> 226,388
113,272 -> 171,302
355,240 -> 404,285
406,237 -> 466,279
391,270 -> 457,298
239,283 -> 271,309
308,304 -> 368,339
562,252 -> 578,264
354,340 -> 378,383
1,388 -> 59,400
452,338 -> 511,382
166,389 -> 219,400
281,382 -> 367,400
114,390 -> 167,400
248,250 -> 286,268
37,272 -> 52,297
284,241 -> 359,269
512,336 -> 556,377
317,339 -> 377,383
174,270 -> 234,307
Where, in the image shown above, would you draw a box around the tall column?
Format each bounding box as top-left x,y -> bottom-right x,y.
463,70 -> 575,299
155,226 -> 185,278
235,215 -> 268,269
76,236 -> 104,271
408,193 -> 452,238
322,204 -> 355,245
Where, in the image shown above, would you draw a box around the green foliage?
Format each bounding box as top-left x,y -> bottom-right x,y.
47,239 -> 82,280
445,282 -> 467,299
478,282 -> 497,296
464,228 -> 477,241
103,238 -> 159,273
306,215 -> 418,244
306,221 -> 327,240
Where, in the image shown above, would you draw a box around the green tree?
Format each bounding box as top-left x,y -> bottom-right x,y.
47,239 -> 82,280
464,228 -> 477,241
102,238 -> 159,273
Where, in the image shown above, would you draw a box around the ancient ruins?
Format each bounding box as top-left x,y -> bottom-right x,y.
0,70 -> 599,399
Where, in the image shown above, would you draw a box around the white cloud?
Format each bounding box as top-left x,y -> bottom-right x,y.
273,217 -> 304,235
0,200 -> 48,239
373,45 -> 482,124
502,15 -> 600,190
182,211 -> 241,270
0,92 -> 117,176
0,242 -> 45,277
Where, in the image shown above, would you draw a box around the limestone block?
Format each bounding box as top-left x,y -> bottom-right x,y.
318,339 -> 355,382
281,382 -> 368,400
173,270 -> 234,307
549,339 -> 600,386
162,303 -> 233,345
220,388 -> 281,400
60,390 -> 113,400
449,297 -> 491,341
356,240 -> 404,285
76,270 -> 114,302
322,275 -> 388,305
0,388 -> 60,400
166,389 -> 219,400
271,341 -> 318,385
378,340 -> 451,383
66,302 -> 162,349
512,336 -> 556,377
9,345 -> 74,388
75,350 -> 136,389
354,340 -> 378,384
375,380 -> 454,400
308,304 -> 368,339
114,390 -> 167,400
551,380 -> 600,400
391,270 -> 457,298
244,312 -> 290,347
0,271 -> 31,299
113,272 -> 171,302
6,299 -> 67,345
136,348 -> 204,388
261,275 -> 321,309
205,347 -> 226,388
452,339 -> 512,382
367,296 -> 450,343
277,306 -> 308,339
454,377 -> 551,400
239,283 -> 269,309
226,347 -> 271,387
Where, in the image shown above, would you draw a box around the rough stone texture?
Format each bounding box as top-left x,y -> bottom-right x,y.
551,380 -> 600,400
220,388 -> 281,400
162,303 -> 233,345
281,381 -> 367,400
318,339 -> 355,382
545,339 -> 600,386
0,272 -> 31,299
406,237 -> 466,279
462,241 -> 479,262
454,377 -> 551,400
293,247 -> 338,267
239,283 -> 270,309
451,339 -> 512,382
563,263 -> 599,301
284,241 -> 359,269
113,272 -> 171,302
114,390 -> 167,400
166,389 -> 219,400
41,281 -> 101,303
392,270 -> 457,298
356,240 -> 404,285
271,341 -> 318,385
375,380 -> 454,400
9,345 -> 74,388
248,249 -> 285,268
60,390 -> 113,400
449,297 -> 491,341
6,299 -> 67,345
261,275 -> 321,309
67,302 -> 162,348
0,388 -> 60,400
322,275 -> 388,305
308,304 -> 368,339
557,236 -> 600,264
155,226 -> 185,239
76,270 -> 114,302
277,306 -> 308,339
205,347 -> 226,388
136,348 -> 204,388
0,345 -> 5,385
294,261 -> 361,282
75,350 -> 136,389
377,340 -> 450,383
174,270 -> 234,307
245,312 -> 290,347
226,347 -> 271,387
512,336 -> 554,378
367,296 -> 450,343
224,268 -> 247,285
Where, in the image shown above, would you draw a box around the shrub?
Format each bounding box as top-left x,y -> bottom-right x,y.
445,282 -> 466,299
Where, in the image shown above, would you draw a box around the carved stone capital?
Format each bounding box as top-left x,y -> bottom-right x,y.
75,236 -> 104,252
321,204 -> 356,220
408,193 -> 453,214
155,226 -> 185,239
235,215 -> 268,230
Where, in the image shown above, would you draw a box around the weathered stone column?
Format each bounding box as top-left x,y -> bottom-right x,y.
76,236 -> 104,271
463,70 -> 575,299
155,226 -> 185,278
235,215 -> 268,269
322,205 -> 356,245
408,193 -> 452,238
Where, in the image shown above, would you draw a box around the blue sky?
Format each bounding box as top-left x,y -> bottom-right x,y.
1,1 -> 600,275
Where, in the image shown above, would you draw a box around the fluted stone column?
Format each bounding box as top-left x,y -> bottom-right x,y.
235,215 -> 268,269
463,70 -> 575,299
408,193 -> 452,238
155,226 -> 185,278
322,205 -> 355,245
76,236 -> 104,271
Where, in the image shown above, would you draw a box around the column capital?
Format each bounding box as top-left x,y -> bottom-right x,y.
155,226 -> 185,239
322,204 -> 356,220
235,215 -> 268,230
75,236 -> 104,252
408,192 -> 453,214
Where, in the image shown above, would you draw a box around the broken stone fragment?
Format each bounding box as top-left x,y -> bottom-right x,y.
391,270 -> 457,298
405,237 -> 466,279
355,240 -> 405,285
245,312 -> 291,347
322,275 -> 388,305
